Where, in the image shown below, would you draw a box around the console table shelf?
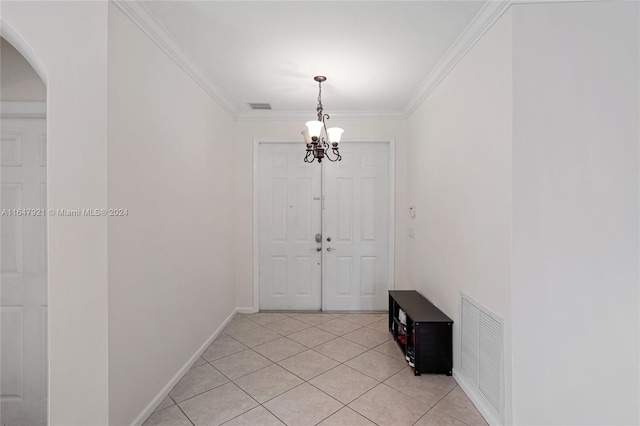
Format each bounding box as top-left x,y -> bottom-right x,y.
388,290 -> 453,376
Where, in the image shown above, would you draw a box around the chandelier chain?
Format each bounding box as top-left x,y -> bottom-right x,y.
317,80 -> 324,119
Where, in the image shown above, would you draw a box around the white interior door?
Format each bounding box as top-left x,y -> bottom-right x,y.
323,142 -> 391,311
258,143 -> 322,310
1,117 -> 48,426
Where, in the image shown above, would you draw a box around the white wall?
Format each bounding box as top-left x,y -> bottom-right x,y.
5,2 -> 638,425
107,4 -> 237,425
234,118 -> 409,310
1,2 -> 109,425
511,2 -> 639,424
406,9 -> 513,423
1,38 -> 46,101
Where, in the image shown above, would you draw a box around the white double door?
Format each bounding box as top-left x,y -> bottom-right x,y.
258,141 -> 391,311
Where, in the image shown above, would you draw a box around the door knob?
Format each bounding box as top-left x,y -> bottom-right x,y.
326,247 -> 336,252
315,247 -> 322,252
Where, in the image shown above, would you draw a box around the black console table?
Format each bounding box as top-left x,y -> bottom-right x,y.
389,290 -> 453,376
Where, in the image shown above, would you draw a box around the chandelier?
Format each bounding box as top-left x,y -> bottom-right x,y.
302,76 -> 343,163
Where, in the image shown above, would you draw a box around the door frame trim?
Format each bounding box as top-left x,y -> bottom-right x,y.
1,101 -> 47,118
252,138 -> 395,312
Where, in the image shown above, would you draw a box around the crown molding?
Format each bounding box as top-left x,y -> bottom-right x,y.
113,0 -> 512,122
112,0 -> 239,119
403,0 -> 512,117
236,109 -> 407,122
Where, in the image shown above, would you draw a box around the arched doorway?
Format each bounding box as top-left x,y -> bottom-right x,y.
0,35 -> 48,426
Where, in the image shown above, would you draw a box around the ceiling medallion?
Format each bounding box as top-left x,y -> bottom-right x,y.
302,76 -> 343,163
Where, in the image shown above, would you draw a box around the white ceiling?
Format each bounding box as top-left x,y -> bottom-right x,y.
127,1 -> 496,119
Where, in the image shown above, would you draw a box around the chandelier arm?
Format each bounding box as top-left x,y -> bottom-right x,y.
321,113 -> 331,133
324,146 -> 341,162
320,113 -> 331,149
304,150 -> 314,163
320,113 -> 339,161
325,154 -> 338,162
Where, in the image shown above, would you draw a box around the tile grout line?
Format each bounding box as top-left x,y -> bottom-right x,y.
170,349 -> 268,407
259,403 -> 289,426
194,322 -> 303,425
173,399 -> 196,426
224,325 -> 403,398
152,312 -> 458,426
267,338 -> 405,424
302,380 -> 346,415
433,407 -> 474,426
206,338 -> 362,409
165,347 -> 403,426
229,317 -> 389,424
286,317 -> 456,424
423,386 -> 475,426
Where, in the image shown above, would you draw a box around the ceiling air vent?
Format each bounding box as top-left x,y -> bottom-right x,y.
248,103 -> 272,110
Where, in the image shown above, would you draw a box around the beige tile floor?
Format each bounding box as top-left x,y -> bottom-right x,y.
144,312 -> 488,426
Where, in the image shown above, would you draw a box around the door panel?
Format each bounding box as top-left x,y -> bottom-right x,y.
257,141 -> 391,311
259,143 -> 322,310
323,143 -> 390,311
1,118 -> 48,426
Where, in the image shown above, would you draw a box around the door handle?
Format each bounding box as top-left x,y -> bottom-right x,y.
326,247 -> 336,252
315,247 -> 322,252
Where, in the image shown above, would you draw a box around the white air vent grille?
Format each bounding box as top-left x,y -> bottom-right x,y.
460,293 -> 504,416
461,298 -> 479,385
479,311 -> 502,412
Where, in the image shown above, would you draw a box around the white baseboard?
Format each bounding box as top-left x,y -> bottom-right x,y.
453,368 -> 503,426
236,306 -> 259,314
130,308 -> 239,426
